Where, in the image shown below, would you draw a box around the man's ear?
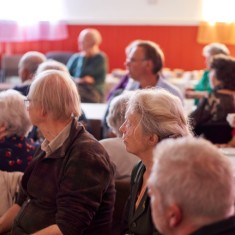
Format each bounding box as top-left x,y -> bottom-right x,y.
146,59 -> 154,72
148,133 -> 159,146
41,108 -> 47,117
167,204 -> 182,228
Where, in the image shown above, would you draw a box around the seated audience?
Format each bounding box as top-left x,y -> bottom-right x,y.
99,91 -> 140,180
67,28 -> 108,103
148,136 -> 235,235
120,88 -> 192,235
13,51 -> 46,96
0,89 -> 36,172
190,54 -> 235,130
103,40 -> 184,138
0,70 -> 115,235
186,42 -> 230,104
0,170 -> 23,216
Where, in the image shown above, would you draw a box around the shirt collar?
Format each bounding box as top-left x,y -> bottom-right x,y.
41,121 -> 72,157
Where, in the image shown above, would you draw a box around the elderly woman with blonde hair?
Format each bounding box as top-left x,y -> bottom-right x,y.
0,70 -> 115,235
120,88 -> 192,235
0,89 -> 36,172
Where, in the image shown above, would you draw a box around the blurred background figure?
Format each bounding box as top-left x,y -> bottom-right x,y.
67,28 -> 108,103
148,136 -> 235,235
0,170 -> 23,216
124,40 -> 183,103
102,39 -> 184,138
99,91 -> 140,181
120,88 -> 192,235
186,43 -> 230,104
0,89 -> 36,172
13,51 -> 46,96
190,54 -> 235,144
106,40 -> 141,101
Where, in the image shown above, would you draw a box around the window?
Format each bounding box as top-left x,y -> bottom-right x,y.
0,0 -> 68,42
198,0 -> 235,45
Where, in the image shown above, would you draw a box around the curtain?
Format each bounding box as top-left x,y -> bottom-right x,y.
0,20 -> 68,42
197,21 -> 235,45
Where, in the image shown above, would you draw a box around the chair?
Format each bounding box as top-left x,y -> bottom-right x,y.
112,179 -> 130,235
193,121 -> 233,144
0,54 -> 22,82
45,51 -> 74,65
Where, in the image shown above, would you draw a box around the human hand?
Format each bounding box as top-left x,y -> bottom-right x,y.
226,113 -> 235,127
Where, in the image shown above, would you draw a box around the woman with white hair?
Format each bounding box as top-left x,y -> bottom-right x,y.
120,88 -> 192,235
99,91 -> 140,180
0,89 -> 36,172
0,70 -> 115,235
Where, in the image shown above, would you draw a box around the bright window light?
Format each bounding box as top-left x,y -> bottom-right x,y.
0,0 -> 65,24
202,0 -> 235,24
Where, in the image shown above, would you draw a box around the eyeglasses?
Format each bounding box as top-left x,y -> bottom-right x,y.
24,98 -> 32,108
125,58 -> 147,64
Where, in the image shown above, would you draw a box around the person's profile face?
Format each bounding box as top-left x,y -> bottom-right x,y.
205,54 -> 213,69
119,110 -> 149,157
78,32 -> 95,51
209,68 -> 217,89
124,46 -> 147,81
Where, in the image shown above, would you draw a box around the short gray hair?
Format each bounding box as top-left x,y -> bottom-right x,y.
28,70 -> 81,121
127,88 -> 192,140
36,59 -> 69,74
106,91 -> 134,137
0,89 -> 32,137
150,136 -> 235,219
203,43 -> 230,57
78,28 -> 102,46
18,51 -> 46,74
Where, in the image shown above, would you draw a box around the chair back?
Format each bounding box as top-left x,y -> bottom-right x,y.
112,179 -> 130,235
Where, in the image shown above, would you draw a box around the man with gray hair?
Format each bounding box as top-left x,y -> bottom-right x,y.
148,136 -> 235,235
14,51 -> 46,96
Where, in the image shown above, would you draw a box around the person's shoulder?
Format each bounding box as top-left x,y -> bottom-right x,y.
94,52 -> 107,61
67,52 -> 82,62
158,77 -> 184,100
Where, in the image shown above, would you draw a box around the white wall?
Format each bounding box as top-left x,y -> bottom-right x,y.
62,0 -> 203,25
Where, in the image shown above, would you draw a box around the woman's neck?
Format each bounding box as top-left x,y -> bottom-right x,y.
84,46 -> 100,57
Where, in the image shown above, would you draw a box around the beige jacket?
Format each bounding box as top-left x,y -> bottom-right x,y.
0,170 -> 23,216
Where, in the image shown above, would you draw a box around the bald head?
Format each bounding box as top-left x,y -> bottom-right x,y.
78,28 -> 102,52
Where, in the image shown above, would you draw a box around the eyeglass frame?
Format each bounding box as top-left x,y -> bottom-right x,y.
125,57 -> 148,64
24,98 -> 32,108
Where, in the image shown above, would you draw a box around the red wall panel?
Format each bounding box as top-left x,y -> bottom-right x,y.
2,24 -> 235,72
